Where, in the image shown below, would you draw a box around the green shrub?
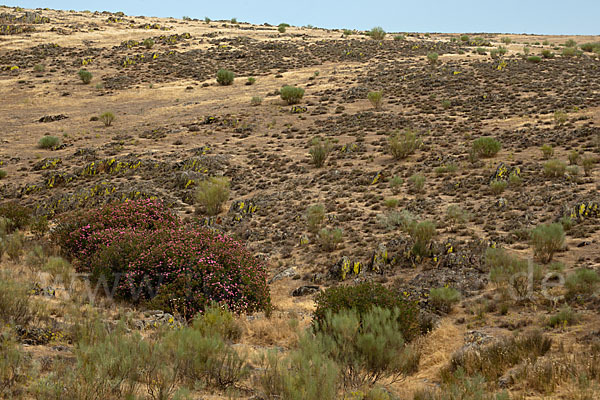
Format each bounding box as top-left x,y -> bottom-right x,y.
540,144 -> 554,159
25,245 -> 46,272
554,110 -> 568,124
257,335 -> 339,400
313,282 -> 420,342
527,55 -> 542,63
562,47 -> 578,57
541,49 -> 555,58
427,52 -> 439,65
0,202 -> 31,233
5,232 -> 24,262
389,175 -> 403,193
565,269 -> 600,300
472,137 -> 501,158
501,37 -> 512,44
485,247 -> 543,298
384,198 -> 399,209
429,287 -> 461,313
30,215 -> 49,239
195,176 -> 230,215
99,111 -> 115,127
43,256 -> 72,283
38,135 -> 60,149
33,63 -> 45,72
446,205 -> 471,224
565,39 -> 577,48
78,68 -> 92,84
580,42 -> 600,52
0,170 -> 6,179
280,85 -> 305,104
508,171 -> 522,187
369,26 -> 386,40
408,220 -> 436,257
251,96 -> 262,106
368,91 -> 383,109
314,307 -> 420,387
547,306 -> 577,328
443,330 -> 551,382
309,137 -> 331,168
394,34 -> 405,41
306,204 -> 325,233
0,278 -> 34,326
460,35 -> 470,42
143,38 -> 154,48
409,173 -> 425,193
543,159 -> 566,178
216,69 -> 234,85
568,150 -> 580,165
246,76 -> 256,85
530,223 -> 565,263
0,332 -> 31,398
389,130 -> 420,160
318,228 -> 343,252
489,180 -> 507,195
582,157 -> 596,176
192,303 -> 242,342
278,25 -> 286,33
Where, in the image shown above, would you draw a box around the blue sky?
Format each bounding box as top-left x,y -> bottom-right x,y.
3,1 -> 599,35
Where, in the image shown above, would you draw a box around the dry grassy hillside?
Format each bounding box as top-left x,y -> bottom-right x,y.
0,5 -> 600,399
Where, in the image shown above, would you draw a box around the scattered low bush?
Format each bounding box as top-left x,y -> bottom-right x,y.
313,282 -> 420,342
530,223 -> 565,263
554,110 -> 568,124
99,111 -> 115,127
472,137 -> 501,158
305,204 -> 325,233
489,180 -> 507,195
368,91 -> 383,109
547,306 -> 577,328
541,49 -> 555,58
33,63 -> 45,72
369,26 -> 386,40
565,268 -> 600,300
78,68 -> 92,84
143,38 -> 154,48
38,135 -> 60,149
0,278 -> 34,326
309,137 -> 331,168
216,68 -> 234,85
540,144 -> 554,159
429,287 -> 461,313
318,228 -> 343,252
195,176 -> 230,216
251,96 -> 262,106
280,85 -> 305,104
543,159 -> 566,178
389,130 -> 420,160
0,202 -> 31,233
0,170 -> 5,179
246,76 -> 256,85
427,52 -> 439,65
582,157 -> 596,176
527,55 -> 542,63
0,331 -> 31,398
568,150 -> 580,165
409,173 -> 425,193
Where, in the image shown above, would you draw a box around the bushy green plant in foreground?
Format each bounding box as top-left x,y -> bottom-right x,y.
280,85 -> 305,104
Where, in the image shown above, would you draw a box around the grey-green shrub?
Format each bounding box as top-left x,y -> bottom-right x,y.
38,136 -> 60,149
565,269 -> 600,300
409,173 -> 425,193
309,137 -> 331,168
195,176 -> 230,215
0,278 -> 34,326
78,69 -> 92,84
429,287 -> 461,313
369,26 -> 386,40
409,221 -> 436,257
318,228 -> 343,252
143,38 -> 154,49
280,85 -> 305,104
547,306 -> 577,328
368,91 -> 383,109
427,52 -> 439,65
0,332 -> 31,397
251,96 -> 262,106
530,223 -> 565,263
540,144 -> 554,159
389,130 -> 420,160
216,69 -> 234,85
100,111 -> 115,127
0,170 -> 6,179
543,159 -> 566,178
489,180 -> 507,195
472,137 -> 501,158
306,204 -> 325,233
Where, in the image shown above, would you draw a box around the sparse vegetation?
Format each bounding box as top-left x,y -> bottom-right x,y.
306,204 -> 326,233
309,137 -> 332,168
78,68 -> 92,84
216,68 -> 234,85
37,135 -> 60,149
543,159 -> 566,178
389,130 -> 420,160
368,91 -> 383,109
369,26 -> 386,40
195,176 -> 230,215
530,223 -> 565,263
472,137 -> 501,158
99,111 -> 115,127
429,287 -> 461,313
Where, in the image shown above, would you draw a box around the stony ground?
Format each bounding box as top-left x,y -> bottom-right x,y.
1,5 -> 600,399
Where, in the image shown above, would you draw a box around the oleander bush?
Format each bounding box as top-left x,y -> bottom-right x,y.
216,69 -> 234,85
472,137 -> 501,158
52,199 -> 270,318
280,85 -> 305,104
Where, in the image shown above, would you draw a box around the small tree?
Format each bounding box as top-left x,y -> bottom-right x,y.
195,177 -> 230,215
530,223 -> 565,263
